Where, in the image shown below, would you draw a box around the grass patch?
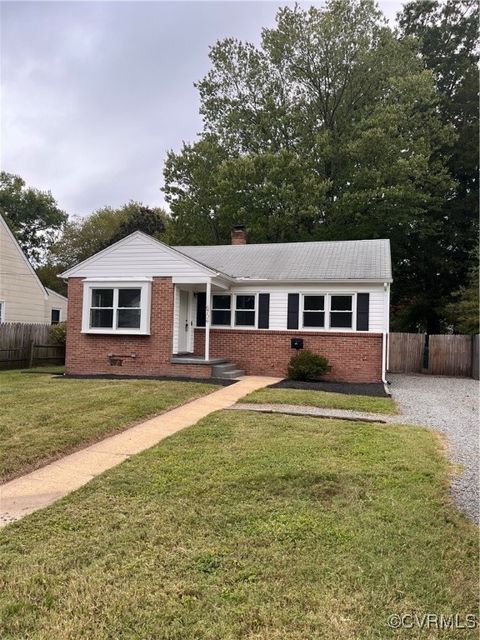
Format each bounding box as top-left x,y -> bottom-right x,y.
0,411 -> 477,639
242,387 -> 397,414
0,369 -> 219,481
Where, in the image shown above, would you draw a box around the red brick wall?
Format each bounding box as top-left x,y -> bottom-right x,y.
65,277 -> 212,378
194,328 -> 383,382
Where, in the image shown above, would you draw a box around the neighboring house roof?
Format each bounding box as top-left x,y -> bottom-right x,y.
175,239 -> 392,282
46,287 -> 68,302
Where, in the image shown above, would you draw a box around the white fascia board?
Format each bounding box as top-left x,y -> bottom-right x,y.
83,277 -> 153,282
172,276 -> 213,284
172,275 -> 232,289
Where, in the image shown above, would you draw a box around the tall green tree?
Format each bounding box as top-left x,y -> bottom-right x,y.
445,256 -> 479,334
0,172 -> 67,264
163,0 -> 456,331
398,0 -> 479,331
39,201 -> 167,295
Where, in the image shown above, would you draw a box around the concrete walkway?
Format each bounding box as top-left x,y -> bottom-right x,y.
1,376 -> 280,528
232,402 -> 401,423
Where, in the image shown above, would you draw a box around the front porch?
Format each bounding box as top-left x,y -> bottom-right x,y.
171,277 -> 245,379
171,275 -> 228,361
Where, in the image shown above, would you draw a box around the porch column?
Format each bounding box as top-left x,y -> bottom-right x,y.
205,279 -> 211,361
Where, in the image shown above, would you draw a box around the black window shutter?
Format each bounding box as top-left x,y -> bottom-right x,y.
258,294 -> 270,329
287,293 -> 299,330
196,292 -> 206,327
356,293 -> 369,331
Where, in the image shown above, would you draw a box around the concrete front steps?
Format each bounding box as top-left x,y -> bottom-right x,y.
170,355 -> 245,380
211,361 -> 245,379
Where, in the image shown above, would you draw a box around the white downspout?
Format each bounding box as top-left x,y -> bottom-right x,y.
381,282 -> 389,383
205,279 -> 211,361
386,283 -> 391,371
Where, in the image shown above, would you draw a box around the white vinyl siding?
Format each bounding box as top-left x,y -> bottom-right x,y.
0,216 -> 69,324
206,284 -> 387,333
62,233 -> 217,279
45,290 -> 68,324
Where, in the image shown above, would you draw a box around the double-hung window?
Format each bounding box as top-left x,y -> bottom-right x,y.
300,293 -> 355,330
90,288 -> 141,329
212,295 -> 231,326
117,289 -> 142,328
329,295 -> 353,328
90,288 -> 142,329
83,281 -> 151,334
303,295 -> 325,328
51,309 -> 61,325
90,289 -> 115,328
235,295 -> 255,327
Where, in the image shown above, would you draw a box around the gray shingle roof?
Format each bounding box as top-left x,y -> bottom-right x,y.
175,239 -> 392,282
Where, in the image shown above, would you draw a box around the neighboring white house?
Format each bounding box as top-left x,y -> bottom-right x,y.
0,214 -> 68,324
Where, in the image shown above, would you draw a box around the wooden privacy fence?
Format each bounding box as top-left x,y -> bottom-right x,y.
472,335 -> 479,380
388,333 -> 424,374
389,332 -> 479,379
0,323 -> 65,369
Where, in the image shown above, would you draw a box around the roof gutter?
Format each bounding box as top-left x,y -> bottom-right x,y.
233,277 -> 393,285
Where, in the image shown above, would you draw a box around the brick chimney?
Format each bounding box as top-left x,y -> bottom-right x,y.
231,225 -> 247,245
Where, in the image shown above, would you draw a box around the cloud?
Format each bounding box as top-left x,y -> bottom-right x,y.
1,1 -> 404,218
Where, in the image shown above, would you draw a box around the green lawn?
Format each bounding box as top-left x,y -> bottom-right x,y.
0,369 -> 219,481
242,387 -> 397,414
0,410 -> 477,640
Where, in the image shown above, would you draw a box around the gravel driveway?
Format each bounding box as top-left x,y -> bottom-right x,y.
388,374 -> 479,524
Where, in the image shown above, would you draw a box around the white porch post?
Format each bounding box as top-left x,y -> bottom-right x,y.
205,279 -> 211,361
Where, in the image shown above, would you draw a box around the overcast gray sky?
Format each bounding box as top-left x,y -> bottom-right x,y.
1,1 -> 405,218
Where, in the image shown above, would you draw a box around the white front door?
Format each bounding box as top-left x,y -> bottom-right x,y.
177,289 -> 192,353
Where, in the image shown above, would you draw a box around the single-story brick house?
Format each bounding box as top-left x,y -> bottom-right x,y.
60,227 -> 392,382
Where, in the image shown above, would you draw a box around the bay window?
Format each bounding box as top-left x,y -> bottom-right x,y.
235,294 -> 256,326
82,280 -> 151,334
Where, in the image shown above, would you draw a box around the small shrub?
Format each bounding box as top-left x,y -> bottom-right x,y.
50,322 -> 67,345
287,350 -> 329,381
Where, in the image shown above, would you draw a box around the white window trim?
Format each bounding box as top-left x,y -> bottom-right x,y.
51,308 -> 61,325
233,293 -> 257,328
329,293 -> 356,331
81,280 -> 151,335
207,292 -> 258,329
300,293 -> 357,332
0,300 -> 5,323
301,294 -> 326,330
211,294 -> 232,327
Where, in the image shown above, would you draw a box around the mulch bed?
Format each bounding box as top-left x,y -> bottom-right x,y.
268,379 -> 389,397
59,373 -> 235,386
